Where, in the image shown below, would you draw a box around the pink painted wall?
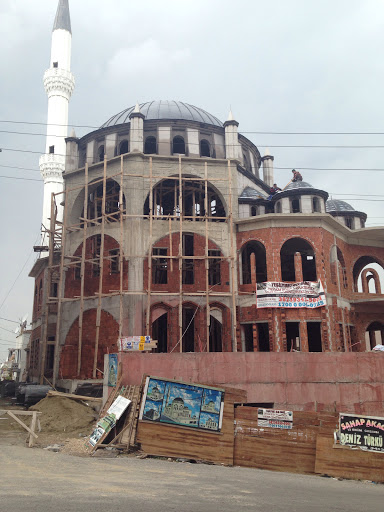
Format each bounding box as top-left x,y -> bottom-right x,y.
117,352 -> 384,415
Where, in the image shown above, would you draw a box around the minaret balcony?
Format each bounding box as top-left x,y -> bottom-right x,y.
39,153 -> 65,182
43,68 -> 75,100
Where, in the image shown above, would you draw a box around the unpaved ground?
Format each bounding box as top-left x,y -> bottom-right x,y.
0,444 -> 383,512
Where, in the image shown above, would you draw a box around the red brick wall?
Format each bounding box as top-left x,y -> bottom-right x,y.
118,351 -> 384,415
60,308 -> 119,379
65,234 -> 128,298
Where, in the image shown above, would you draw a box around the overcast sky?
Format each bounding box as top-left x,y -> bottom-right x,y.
1,0 -> 383,361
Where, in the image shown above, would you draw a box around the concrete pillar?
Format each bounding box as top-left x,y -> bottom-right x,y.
294,252 -> 303,282
186,128 -> 199,157
301,195 -> 312,213
281,197 -> 290,214
65,131 -> 79,173
87,140 -> 95,164
158,126 -> 171,156
105,133 -> 117,159
224,111 -> 240,160
129,104 -> 145,152
262,149 -> 274,187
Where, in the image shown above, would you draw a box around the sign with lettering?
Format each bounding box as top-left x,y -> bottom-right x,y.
258,408 -> 293,429
339,413 -> 384,452
256,281 -> 326,309
117,336 -> 157,351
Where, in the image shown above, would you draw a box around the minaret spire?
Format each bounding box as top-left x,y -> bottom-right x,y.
53,0 -> 72,33
39,0 -> 75,247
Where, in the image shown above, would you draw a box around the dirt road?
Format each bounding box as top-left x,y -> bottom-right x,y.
1,444 -> 383,512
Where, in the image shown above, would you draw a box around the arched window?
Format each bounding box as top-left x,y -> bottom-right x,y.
275,201 -> 282,213
209,315 -> 222,352
366,321 -> 384,350
312,197 -> 320,212
182,305 -> 196,352
330,246 -> 348,288
119,140 -> 128,155
251,206 -> 257,217
280,238 -> 317,281
291,198 -> 301,213
98,145 -> 105,162
345,217 -> 353,229
241,241 -> 268,284
172,136 -> 185,154
144,136 -> 157,154
83,179 -> 124,224
200,140 -> 210,157
144,178 -> 226,221
152,310 -> 168,353
353,256 -> 384,293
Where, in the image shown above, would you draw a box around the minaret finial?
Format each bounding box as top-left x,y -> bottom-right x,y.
53,0 -> 72,34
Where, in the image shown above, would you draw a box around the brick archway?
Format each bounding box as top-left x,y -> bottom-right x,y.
60,309 -> 119,379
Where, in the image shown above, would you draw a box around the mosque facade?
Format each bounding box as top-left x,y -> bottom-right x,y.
27,1 -> 384,391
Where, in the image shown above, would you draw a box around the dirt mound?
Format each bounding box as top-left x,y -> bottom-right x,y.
30,396 -> 96,434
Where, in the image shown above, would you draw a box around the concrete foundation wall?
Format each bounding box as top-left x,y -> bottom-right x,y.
118,352 -> 384,415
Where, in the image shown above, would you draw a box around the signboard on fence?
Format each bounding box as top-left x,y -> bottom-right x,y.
139,376 -> 225,432
256,281 -> 326,309
108,354 -> 118,387
257,409 -> 293,429
118,336 -> 157,352
339,413 -> 384,453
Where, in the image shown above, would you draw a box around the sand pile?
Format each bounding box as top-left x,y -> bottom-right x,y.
30,396 -> 96,434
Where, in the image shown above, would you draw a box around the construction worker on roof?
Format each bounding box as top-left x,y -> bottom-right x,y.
292,169 -> 303,182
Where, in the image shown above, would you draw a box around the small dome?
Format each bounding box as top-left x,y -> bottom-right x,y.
283,181 -> 314,191
101,100 -> 223,128
173,397 -> 184,404
239,186 -> 267,200
326,200 -> 355,213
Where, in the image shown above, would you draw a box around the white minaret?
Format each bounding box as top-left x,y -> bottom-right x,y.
39,0 -> 74,244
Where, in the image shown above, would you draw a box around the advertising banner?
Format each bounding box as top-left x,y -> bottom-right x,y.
339,413 -> 384,452
118,336 -> 157,351
256,281 -> 326,309
257,409 -> 293,429
139,376 -> 225,432
107,353 -> 118,387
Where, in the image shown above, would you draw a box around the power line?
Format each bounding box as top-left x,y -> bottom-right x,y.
0,175 -> 42,182
2,119 -> 384,136
0,317 -> 19,324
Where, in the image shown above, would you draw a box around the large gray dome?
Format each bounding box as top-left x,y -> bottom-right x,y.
326,200 -> 355,213
101,100 -> 223,128
284,181 -> 314,191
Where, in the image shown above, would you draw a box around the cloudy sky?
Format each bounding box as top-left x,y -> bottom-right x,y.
0,0 -> 383,360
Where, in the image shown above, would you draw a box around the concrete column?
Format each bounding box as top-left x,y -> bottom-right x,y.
262,151 -> 274,187
65,132 -> 79,173
158,126 -> 171,156
294,252 -> 303,282
281,197 -> 290,214
186,128 -> 199,157
129,104 -> 145,152
301,195 -> 312,213
105,133 -> 117,159
87,140 -> 95,164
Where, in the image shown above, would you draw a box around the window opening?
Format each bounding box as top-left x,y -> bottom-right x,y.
110,249 -> 119,274
307,322 -> 322,352
345,217 -> 353,229
286,322 -> 300,351
182,307 -> 195,352
209,316 -> 222,352
200,139 -> 210,157
84,179 -> 122,224
258,323 -> 270,351
144,136 -> 157,154
172,136 -> 185,154
208,250 -> 221,286
312,197 -> 320,213
251,206 -> 257,216
152,248 -> 168,284
119,140 -> 128,155
152,312 -> 168,353
45,340 -> 55,372
241,241 -> 267,284
244,324 -> 253,352
182,234 -> 194,284
98,145 -> 105,162
49,145 -> 55,154
280,238 -> 317,282
291,198 -> 301,213
144,179 -> 225,221
53,62 -> 58,68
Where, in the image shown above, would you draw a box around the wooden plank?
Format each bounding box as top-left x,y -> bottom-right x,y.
137,396 -> 235,465
7,412 -> 38,439
29,412 -> 38,448
315,434 -> 384,483
47,391 -> 102,402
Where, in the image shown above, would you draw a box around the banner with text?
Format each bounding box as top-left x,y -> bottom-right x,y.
256,281 -> 326,309
339,413 -> 384,453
